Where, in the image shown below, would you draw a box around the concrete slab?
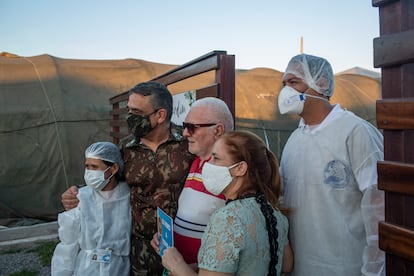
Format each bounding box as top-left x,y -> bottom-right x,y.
0,221 -> 58,250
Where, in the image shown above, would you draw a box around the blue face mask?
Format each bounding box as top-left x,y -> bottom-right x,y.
84,167 -> 113,191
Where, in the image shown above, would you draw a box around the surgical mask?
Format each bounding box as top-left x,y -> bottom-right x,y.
202,162 -> 239,195
278,86 -> 329,115
126,112 -> 156,139
84,167 -> 113,191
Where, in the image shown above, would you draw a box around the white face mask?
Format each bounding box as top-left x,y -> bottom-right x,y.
278,86 -> 329,115
84,167 -> 113,191
278,86 -> 306,115
202,162 -> 239,195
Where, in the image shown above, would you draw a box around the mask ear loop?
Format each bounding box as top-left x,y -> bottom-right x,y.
104,166 -> 115,182
302,88 -> 330,103
227,162 -> 240,170
226,162 -> 240,181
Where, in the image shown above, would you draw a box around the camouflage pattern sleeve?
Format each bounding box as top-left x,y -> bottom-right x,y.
123,124 -> 194,275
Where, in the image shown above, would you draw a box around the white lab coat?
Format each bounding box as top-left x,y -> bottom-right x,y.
51,182 -> 131,276
280,105 -> 385,276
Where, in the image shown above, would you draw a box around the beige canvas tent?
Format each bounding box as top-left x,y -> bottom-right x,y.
0,53 -> 381,226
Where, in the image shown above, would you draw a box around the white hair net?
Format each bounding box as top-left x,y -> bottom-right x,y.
85,142 -> 124,175
283,54 -> 334,97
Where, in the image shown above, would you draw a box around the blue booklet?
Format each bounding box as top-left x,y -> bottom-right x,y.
157,207 -> 174,257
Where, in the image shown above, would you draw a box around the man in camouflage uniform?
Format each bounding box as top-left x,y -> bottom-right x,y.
62,81 -> 194,275
123,81 -> 193,275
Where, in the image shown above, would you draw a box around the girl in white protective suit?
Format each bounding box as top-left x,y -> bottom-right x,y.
51,142 -> 131,276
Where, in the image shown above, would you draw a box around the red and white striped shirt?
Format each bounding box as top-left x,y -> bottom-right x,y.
173,156 -> 225,264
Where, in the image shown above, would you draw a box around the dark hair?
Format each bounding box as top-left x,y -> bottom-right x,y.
128,81 -> 173,121
256,193 -> 278,276
102,160 -> 124,181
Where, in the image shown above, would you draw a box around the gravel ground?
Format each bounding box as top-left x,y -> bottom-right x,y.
0,251 -> 50,276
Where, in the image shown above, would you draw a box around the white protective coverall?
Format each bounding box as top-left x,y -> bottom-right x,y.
51,181 -> 131,276
281,104 -> 385,276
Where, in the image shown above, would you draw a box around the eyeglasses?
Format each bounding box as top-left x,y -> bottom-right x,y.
182,122 -> 216,135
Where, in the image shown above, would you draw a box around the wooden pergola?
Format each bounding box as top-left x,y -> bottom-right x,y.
109,51 -> 235,144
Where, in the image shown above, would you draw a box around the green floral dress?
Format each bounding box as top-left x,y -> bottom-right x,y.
198,197 -> 289,275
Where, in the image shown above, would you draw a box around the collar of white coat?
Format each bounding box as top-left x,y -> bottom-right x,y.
298,104 -> 344,133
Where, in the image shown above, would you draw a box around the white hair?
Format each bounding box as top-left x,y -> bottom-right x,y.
191,97 -> 234,131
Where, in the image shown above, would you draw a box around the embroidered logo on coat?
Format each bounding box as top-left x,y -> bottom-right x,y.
324,160 -> 349,189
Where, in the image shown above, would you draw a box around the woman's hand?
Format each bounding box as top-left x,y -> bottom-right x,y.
162,247 -> 197,276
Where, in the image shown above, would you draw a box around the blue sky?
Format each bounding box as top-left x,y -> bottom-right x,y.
1,0 -> 380,72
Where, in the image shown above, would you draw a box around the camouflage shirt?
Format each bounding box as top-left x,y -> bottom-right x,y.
122,123 -> 194,275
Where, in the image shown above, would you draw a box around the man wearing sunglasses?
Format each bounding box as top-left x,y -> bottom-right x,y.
168,97 -> 234,268
61,81 -> 194,276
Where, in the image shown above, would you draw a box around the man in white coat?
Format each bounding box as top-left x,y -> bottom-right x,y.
278,54 -> 385,276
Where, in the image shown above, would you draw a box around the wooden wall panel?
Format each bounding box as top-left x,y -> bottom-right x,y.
374,30 -> 414,68
379,222 -> 414,262
378,161 -> 414,196
373,0 -> 414,274
376,99 -> 414,129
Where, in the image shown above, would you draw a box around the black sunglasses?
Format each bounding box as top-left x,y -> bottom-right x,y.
182,122 -> 216,134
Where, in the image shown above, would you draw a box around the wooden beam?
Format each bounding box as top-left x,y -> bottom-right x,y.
379,221 -> 414,262
195,84 -> 219,99
110,92 -> 129,104
374,29 -> 414,68
372,0 -> 398,7
152,51 -> 226,85
217,54 -> 236,123
376,98 -> 414,129
378,161 -> 414,195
